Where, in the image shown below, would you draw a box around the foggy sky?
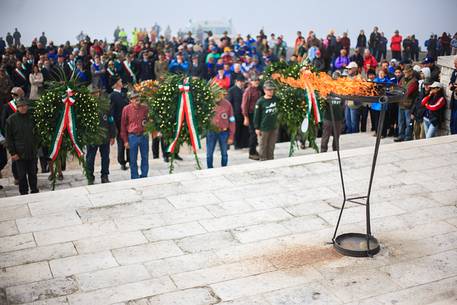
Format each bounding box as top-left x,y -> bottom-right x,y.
1,0 -> 455,47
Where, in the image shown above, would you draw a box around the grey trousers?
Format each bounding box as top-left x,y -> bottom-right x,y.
258,129 -> 278,161
321,120 -> 342,153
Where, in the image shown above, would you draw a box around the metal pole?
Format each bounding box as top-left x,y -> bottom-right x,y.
329,97 -> 347,242
365,96 -> 388,254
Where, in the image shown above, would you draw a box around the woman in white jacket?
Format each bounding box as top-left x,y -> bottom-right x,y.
29,65 -> 43,100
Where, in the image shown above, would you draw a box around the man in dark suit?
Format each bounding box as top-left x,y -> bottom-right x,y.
188,54 -> 206,79
11,61 -> 29,94
227,75 -> 249,149
51,55 -> 73,81
138,51 -> 155,81
109,77 -> 130,170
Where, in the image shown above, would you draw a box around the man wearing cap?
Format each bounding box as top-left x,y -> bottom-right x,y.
189,54 -> 206,79
211,66 -> 231,90
254,80 -> 278,161
242,75 -> 262,160
110,77 -> 130,170
421,57 -> 440,83
5,98 -> 39,195
421,82 -> 446,138
120,92 -> 149,179
395,65 -> 418,142
206,93 -> 236,168
227,75 -> 249,149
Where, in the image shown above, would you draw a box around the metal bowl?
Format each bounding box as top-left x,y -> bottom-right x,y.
328,85 -> 405,104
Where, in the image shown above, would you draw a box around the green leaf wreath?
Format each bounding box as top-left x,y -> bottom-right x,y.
264,62 -> 321,156
144,74 -> 222,173
34,82 -> 107,189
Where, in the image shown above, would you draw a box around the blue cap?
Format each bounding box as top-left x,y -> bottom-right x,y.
422,57 -> 433,64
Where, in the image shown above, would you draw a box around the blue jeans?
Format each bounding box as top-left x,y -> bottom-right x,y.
206,130 -> 229,168
423,117 -> 437,138
86,143 -> 110,178
398,108 -> 412,140
345,107 -> 360,133
128,134 -> 149,179
450,108 -> 457,135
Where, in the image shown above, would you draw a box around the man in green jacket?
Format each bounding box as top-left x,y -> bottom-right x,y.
5,98 -> 39,195
254,80 -> 278,161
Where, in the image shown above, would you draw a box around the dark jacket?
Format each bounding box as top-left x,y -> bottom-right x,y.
399,76 -> 418,109
138,60 -> 155,81
109,90 -> 129,130
411,83 -> 428,123
5,111 -> 38,160
188,62 -> 207,79
227,85 -> 244,116
422,92 -> 447,127
96,110 -> 116,144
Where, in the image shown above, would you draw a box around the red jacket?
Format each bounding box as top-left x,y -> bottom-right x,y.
391,35 -> 402,52
363,55 -> 378,72
241,85 -> 262,116
211,75 -> 230,90
212,99 -> 236,141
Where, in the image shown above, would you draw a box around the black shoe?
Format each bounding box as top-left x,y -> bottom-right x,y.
57,174 -> 64,181
174,155 -> 183,161
101,176 -> 110,184
121,164 -> 128,171
153,155 -> 159,159
31,189 -> 39,194
163,156 -> 169,163
249,154 -> 260,160
0,185 -> 3,190
394,137 -> 404,142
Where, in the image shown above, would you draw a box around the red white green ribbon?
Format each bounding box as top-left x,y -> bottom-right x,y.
122,60 -> 136,83
305,86 -> 322,125
8,100 -> 17,112
15,68 -> 26,81
49,88 -> 84,161
167,78 -> 201,153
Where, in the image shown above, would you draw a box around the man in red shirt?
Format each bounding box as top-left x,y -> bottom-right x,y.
241,75 -> 262,160
206,94 -> 236,168
390,30 -> 403,61
120,92 -> 149,179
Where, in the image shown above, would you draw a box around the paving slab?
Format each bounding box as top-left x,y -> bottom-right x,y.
0,135 -> 456,304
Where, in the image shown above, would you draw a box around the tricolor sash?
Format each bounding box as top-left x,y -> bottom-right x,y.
122,60 -> 136,82
305,86 -> 322,125
15,68 -> 26,81
8,100 -> 17,112
49,88 -> 84,160
167,78 -> 201,153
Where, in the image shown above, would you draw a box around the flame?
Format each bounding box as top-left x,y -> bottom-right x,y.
134,80 -> 159,93
272,69 -> 380,97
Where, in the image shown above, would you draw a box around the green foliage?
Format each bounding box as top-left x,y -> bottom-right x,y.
144,74 -> 217,172
33,84 -> 105,188
263,61 -> 324,156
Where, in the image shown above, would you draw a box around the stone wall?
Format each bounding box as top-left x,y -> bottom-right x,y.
437,55 -> 456,135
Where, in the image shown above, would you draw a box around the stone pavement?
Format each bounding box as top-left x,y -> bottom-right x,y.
0,135 -> 456,305
0,132 -> 394,198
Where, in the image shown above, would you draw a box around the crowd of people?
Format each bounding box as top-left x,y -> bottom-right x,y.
0,26 -> 456,195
